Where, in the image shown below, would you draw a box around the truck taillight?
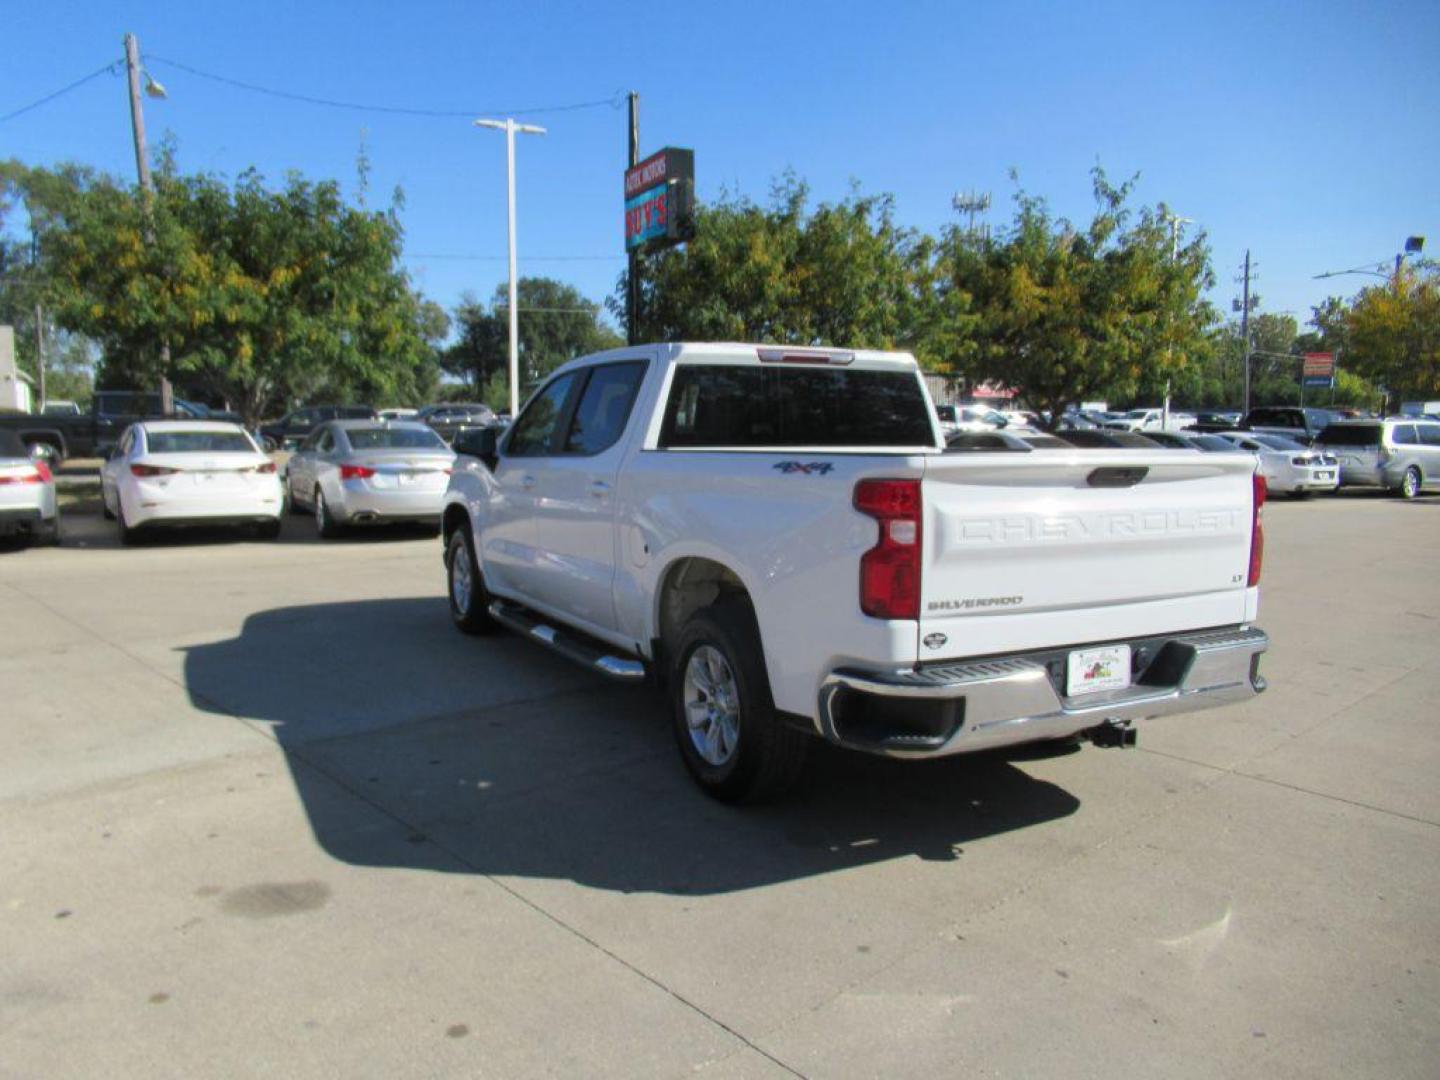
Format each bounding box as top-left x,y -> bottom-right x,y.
854,478 -> 921,620
1248,472 -> 1266,587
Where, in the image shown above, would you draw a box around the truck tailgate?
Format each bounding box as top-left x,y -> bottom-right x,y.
918,450 -> 1257,661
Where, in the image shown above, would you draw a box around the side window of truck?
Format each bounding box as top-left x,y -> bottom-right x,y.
563,362 -> 647,455
507,372 -> 582,456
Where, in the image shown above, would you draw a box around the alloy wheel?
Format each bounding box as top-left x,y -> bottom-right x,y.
683,645 -> 742,767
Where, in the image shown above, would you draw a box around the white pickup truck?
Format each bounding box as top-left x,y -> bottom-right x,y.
441,343 -> 1268,802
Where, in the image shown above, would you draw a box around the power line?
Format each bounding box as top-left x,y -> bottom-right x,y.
407,253 -> 624,262
144,55 -> 625,119
0,60 -> 122,125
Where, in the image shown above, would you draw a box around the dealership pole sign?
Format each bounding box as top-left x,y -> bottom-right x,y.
624,148 -> 695,253
1302,352 -> 1335,389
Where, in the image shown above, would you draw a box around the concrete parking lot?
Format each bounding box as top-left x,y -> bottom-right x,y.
2,491 -> 1437,1078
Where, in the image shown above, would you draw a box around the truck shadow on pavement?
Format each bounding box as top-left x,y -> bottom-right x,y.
181,598 -> 1080,895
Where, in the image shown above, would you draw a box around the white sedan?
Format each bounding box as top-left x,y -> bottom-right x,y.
100,421 -> 284,544
0,431 -> 59,547
1215,430 -> 1339,496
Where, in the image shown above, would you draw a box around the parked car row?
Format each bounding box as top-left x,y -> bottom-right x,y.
972,416 -> 1438,500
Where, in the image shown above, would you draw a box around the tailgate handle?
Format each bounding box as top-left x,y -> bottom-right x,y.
1087,466 -> 1148,488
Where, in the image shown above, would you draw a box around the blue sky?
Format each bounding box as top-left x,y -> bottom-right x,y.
3,0 -> 1438,336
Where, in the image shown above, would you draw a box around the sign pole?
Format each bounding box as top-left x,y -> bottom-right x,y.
626,93 -> 640,346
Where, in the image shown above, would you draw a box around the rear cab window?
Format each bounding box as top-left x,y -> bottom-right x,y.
659,364 -> 934,448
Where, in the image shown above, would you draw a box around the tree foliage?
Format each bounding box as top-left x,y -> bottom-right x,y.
618,177 -> 933,354
621,170 -> 1213,423
443,278 -> 621,399
1338,263 -> 1440,403
1,159 -> 443,423
935,170 -> 1214,424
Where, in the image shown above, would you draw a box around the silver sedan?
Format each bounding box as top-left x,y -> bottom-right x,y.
285,421 -> 456,537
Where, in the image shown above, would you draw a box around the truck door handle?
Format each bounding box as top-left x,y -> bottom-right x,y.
589,480 -> 611,498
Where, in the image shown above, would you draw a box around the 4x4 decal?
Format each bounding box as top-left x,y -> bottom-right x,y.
773,461 -> 834,475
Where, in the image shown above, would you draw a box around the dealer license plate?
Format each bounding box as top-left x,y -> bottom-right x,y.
1066,644 -> 1132,697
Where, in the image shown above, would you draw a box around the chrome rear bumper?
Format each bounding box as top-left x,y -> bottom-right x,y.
817,626 -> 1268,758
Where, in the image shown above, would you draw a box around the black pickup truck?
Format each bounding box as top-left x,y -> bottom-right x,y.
0,391 -> 218,461
1239,406 -> 1336,446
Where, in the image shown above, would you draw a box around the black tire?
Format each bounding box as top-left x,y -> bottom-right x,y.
1399,466 -> 1422,500
117,503 -> 142,547
445,527 -> 498,634
314,487 -> 341,539
286,476 -> 305,514
670,597 -> 809,804
256,518 -> 282,540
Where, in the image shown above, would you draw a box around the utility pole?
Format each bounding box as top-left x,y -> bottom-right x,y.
626,92 -> 640,346
123,33 -> 153,209
124,32 -> 172,385
1240,250 -> 1253,415
30,230 -> 45,411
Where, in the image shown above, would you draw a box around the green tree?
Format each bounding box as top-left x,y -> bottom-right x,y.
444,278 -> 620,397
619,177 -> 935,356
937,170 -> 1214,426
1339,263 -> 1440,406
1,160 -> 442,424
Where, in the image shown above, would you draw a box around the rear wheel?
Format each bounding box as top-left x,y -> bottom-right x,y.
116,502 -> 142,547
670,597 -> 809,803
446,527 -> 498,634
1399,466 -> 1422,500
314,487 -> 341,538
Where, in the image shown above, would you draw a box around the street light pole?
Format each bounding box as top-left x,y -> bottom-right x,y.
475,118 -> 546,418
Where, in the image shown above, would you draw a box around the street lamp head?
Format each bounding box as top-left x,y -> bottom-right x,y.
143,73 -> 167,99
473,119 -> 506,130
515,123 -> 547,136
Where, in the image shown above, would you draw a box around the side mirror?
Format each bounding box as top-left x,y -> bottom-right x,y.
453,425 -> 501,471
29,442 -> 58,464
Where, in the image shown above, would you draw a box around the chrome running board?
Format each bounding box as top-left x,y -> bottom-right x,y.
488,601 -> 646,683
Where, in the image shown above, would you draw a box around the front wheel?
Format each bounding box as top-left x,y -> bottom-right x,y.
670,598 -> 809,803
446,527 -> 498,634
1399,466 -> 1422,500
